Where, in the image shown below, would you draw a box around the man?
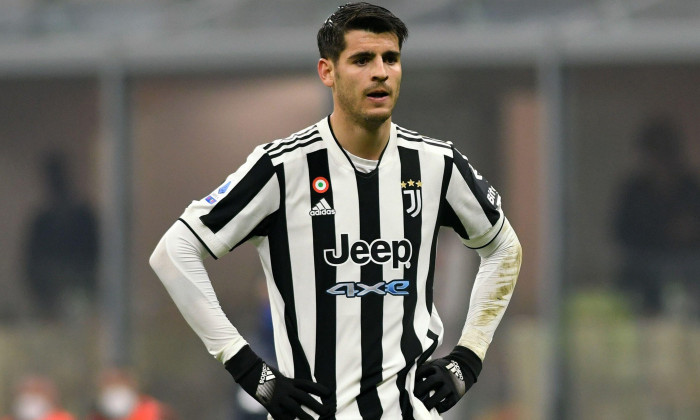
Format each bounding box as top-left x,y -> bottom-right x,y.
25,151 -> 99,320
2,375 -> 75,420
150,3 -> 521,419
614,117 -> 700,316
86,368 -> 177,420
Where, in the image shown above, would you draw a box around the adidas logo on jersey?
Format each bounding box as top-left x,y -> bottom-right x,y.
309,198 -> 336,216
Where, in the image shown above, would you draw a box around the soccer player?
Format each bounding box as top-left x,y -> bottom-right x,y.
149,2 -> 522,419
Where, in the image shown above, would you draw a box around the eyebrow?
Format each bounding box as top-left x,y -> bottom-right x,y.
347,50 -> 401,61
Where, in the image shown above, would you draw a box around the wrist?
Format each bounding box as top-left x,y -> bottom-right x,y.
448,345 -> 483,383
224,345 -> 262,385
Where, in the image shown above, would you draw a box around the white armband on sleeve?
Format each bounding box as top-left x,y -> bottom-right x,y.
457,218 -> 522,361
149,221 -> 248,363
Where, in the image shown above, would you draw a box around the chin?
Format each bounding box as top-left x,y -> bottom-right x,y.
362,109 -> 392,125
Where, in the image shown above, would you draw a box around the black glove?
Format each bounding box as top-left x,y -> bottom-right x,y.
225,345 -> 332,420
414,345 -> 482,413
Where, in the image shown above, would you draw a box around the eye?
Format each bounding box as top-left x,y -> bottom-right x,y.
355,57 -> 369,65
384,54 -> 399,65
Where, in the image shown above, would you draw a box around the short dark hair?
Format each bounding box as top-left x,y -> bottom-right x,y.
317,2 -> 408,62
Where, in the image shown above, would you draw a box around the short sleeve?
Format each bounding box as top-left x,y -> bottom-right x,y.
179,145 -> 280,258
442,147 -> 504,249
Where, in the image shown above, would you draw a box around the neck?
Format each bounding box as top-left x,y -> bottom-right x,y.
329,112 -> 391,160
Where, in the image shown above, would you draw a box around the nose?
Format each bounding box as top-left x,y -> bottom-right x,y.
371,57 -> 388,82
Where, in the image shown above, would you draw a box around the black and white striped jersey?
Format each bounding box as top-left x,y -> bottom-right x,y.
180,116 -> 504,419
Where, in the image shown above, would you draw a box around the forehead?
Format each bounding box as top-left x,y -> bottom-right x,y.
340,29 -> 400,57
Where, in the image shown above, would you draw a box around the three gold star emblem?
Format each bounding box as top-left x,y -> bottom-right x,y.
401,179 -> 421,188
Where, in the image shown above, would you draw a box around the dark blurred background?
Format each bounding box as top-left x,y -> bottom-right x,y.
1,1 -> 699,419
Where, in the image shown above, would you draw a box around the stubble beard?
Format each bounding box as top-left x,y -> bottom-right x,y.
334,71 -> 400,131
358,110 -> 391,130
337,90 -> 395,131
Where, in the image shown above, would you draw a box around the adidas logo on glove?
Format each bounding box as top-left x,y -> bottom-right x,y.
255,363 -> 277,404
259,364 -> 276,384
446,360 -> 463,382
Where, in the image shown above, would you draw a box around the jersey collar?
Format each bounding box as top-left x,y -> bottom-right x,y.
317,115 -> 398,176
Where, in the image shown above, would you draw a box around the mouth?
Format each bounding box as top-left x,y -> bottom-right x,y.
366,89 -> 390,100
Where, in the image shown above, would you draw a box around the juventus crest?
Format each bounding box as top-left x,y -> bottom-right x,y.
401,179 -> 422,217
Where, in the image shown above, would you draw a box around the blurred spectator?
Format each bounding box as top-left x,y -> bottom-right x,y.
85,368 -> 176,420
23,151 -> 99,320
614,117 -> 700,317
1,375 -> 75,420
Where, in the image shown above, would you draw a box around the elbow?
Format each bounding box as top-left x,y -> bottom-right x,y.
150,228 -> 178,280
512,234 -> 523,266
506,235 -> 523,289
149,233 -> 181,291
149,222 -> 205,286
509,230 -> 523,275
149,237 -> 167,277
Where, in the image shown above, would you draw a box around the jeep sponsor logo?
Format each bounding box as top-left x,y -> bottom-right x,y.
323,233 -> 412,269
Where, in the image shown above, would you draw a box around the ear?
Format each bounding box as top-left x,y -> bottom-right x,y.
318,58 -> 335,88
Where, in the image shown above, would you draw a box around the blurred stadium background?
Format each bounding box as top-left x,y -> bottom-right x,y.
1,0 -> 700,419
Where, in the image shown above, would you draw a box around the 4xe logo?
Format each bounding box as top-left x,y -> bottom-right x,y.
324,234 -> 412,269
327,280 -> 409,298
